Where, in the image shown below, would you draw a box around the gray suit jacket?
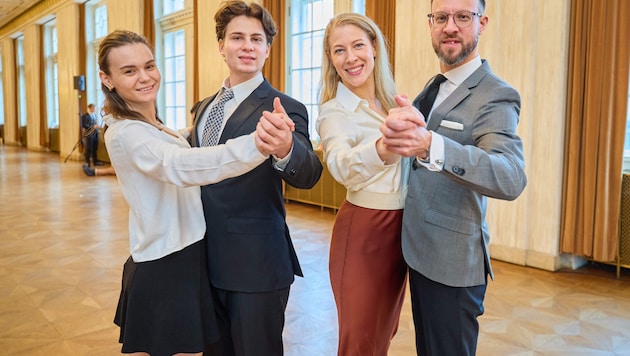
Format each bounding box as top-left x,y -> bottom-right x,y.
403,60 -> 527,287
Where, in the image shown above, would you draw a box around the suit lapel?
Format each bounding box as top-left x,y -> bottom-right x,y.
427,61 -> 490,132
220,80 -> 272,142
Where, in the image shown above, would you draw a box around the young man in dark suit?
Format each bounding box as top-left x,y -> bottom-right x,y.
191,2 -> 322,355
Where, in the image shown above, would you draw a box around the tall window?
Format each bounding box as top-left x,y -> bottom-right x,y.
44,20 -> 59,128
163,30 -> 187,129
286,0 -> 335,144
16,36 -> 26,128
155,0 -> 192,130
86,1 -> 108,114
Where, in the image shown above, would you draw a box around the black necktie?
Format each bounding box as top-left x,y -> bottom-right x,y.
419,74 -> 447,119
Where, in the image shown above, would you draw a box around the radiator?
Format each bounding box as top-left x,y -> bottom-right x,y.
619,174 -> 630,268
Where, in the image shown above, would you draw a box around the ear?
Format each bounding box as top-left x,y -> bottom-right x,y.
264,43 -> 271,59
478,15 -> 488,35
99,71 -> 112,90
218,39 -> 225,58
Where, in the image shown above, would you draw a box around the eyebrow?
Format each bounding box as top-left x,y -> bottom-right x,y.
228,31 -> 265,38
118,59 -> 155,71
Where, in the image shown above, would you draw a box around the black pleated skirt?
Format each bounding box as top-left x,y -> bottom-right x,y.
114,239 -> 218,356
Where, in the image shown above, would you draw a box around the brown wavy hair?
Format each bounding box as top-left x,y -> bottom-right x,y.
214,1 -> 277,45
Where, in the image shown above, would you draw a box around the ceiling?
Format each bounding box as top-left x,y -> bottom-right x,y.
0,0 -> 41,29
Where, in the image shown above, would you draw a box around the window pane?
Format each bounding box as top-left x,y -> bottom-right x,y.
163,0 -> 185,15
175,107 -> 186,129
164,57 -> 175,82
95,5 -> 108,38
352,0 -> 366,14
287,0 -> 334,142
175,31 -> 185,55
176,56 -> 185,80
175,82 -> 186,106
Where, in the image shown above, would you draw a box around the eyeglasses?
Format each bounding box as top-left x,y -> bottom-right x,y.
427,11 -> 483,28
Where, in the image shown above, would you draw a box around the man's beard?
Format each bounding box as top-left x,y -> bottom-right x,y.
434,35 -> 478,66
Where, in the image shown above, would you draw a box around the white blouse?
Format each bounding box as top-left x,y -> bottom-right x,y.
103,114 -> 267,262
316,83 -> 406,210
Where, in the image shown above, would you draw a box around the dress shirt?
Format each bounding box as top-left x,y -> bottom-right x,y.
196,72 -> 292,170
103,114 -> 267,262
317,82 -> 406,210
419,55 -> 483,171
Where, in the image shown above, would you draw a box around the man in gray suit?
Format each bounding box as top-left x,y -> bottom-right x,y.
381,0 -> 526,355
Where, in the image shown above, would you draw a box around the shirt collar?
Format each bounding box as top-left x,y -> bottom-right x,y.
443,55 -> 482,86
335,82 -> 363,112
222,72 -> 264,104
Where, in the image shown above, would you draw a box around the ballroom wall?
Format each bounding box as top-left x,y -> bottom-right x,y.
0,0 -> 575,271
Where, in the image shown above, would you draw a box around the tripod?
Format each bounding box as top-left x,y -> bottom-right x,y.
64,91 -> 83,163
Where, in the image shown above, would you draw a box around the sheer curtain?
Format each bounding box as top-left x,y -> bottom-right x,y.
560,0 -> 630,262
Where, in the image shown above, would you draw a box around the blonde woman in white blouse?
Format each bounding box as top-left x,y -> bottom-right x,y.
316,13 -> 408,356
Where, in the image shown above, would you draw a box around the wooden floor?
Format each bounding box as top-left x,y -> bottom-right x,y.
1,145 -> 630,356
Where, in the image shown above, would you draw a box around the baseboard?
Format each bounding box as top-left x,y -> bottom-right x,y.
489,244 -> 562,271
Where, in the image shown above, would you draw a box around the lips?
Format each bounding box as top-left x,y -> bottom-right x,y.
346,65 -> 363,75
442,37 -> 461,46
239,55 -> 256,62
137,84 -> 155,92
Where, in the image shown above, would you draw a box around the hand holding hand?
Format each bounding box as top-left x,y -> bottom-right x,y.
255,97 -> 295,158
380,94 -> 432,157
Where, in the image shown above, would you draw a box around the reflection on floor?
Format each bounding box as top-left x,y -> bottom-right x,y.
1,145 -> 630,356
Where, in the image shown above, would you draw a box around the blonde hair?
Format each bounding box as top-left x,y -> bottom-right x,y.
319,13 -> 396,111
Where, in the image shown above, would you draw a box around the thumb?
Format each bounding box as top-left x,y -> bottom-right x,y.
272,97 -> 287,114
394,94 -> 412,108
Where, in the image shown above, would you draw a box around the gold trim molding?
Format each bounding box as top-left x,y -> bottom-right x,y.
0,0 -> 74,39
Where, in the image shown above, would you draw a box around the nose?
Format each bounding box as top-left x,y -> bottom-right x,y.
346,49 -> 358,62
138,69 -> 150,81
443,15 -> 459,32
243,39 -> 254,51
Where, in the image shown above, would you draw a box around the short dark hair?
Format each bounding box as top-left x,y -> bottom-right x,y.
431,0 -> 485,13
214,1 -> 277,45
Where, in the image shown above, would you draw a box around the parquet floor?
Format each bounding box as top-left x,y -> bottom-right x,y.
1,145 -> 630,356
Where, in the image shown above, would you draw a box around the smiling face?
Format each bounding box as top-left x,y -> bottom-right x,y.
219,15 -> 271,86
430,0 -> 487,72
327,23 -> 376,97
99,42 -> 160,114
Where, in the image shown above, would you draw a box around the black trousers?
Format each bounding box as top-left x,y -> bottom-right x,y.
84,132 -> 99,165
204,286 -> 290,356
408,267 -> 487,356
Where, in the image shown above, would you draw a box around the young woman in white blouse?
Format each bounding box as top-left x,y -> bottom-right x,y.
97,30 -> 290,356
316,14 -> 408,356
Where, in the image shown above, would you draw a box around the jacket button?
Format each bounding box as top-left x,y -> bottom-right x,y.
290,168 -> 297,176
452,166 -> 465,175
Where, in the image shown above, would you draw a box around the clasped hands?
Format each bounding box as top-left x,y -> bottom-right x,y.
255,97 -> 295,158
380,95 -> 432,158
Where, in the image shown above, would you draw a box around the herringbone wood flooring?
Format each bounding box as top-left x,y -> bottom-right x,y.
1,145 -> 629,355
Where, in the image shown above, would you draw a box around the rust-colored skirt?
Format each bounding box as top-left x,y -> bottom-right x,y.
329,200 -> 408,356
